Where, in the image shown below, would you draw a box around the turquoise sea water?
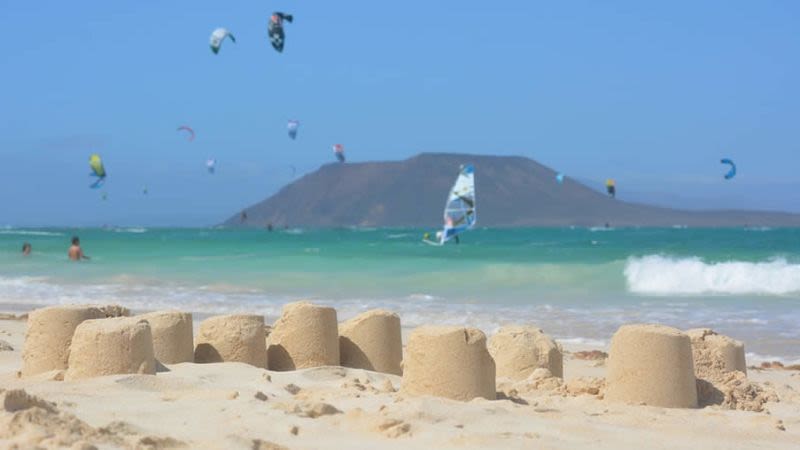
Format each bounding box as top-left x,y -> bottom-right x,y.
1,227 -> 799,362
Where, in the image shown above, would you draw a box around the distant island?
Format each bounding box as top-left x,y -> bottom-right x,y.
223,153 -> 800,228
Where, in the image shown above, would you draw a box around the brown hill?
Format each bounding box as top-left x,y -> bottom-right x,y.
224,153 -> 800,227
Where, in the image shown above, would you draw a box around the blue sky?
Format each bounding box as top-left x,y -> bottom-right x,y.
1,1 -> 799,226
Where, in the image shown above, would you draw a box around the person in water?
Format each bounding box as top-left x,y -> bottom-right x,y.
68,236 -> 90,261
22,242 -> 31,256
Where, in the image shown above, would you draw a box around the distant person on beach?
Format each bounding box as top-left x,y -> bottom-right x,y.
68,236 -> 90,261
21,242 -> 31,256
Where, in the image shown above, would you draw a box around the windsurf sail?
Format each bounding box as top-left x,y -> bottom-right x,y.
438,164 -> 476,245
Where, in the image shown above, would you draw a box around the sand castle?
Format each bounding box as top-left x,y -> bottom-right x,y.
267,301 -> 339,371
686,328 -> 747,376
65,317 -> 156,380
21,305 -> 105,377
339,309 -> 403,375
139,311 -> 194,365
194,314 -> 267,368
606,324 -> 698,408
488,325 -> 563,380
402,326 -> 496,401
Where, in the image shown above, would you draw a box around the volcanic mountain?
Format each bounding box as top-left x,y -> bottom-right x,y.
224,153 -> 800,227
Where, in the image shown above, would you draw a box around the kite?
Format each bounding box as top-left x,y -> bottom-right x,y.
89,154 -> 106,189
177,125 -> 195,142
720,158 -> 736,180
210,28 -> 236,54
268,12 -> 293,53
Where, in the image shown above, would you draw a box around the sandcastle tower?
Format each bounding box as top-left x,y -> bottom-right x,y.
606,324 -> 698,408
65,317 -> 156,380
402,326 -> 496,401
194,314 -> 267,368
139,311 -> 194,364
267,301 -> 339,371
686,328 -> 746,375
339,309 -> 403,375
488,325 -> 563,380
22,305 -> 105,377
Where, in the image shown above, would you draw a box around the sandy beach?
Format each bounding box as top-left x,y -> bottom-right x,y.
1,308 -> 798,450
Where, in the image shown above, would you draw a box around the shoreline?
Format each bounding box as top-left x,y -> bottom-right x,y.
0,303 -> 800,367
2,304 -> 800,449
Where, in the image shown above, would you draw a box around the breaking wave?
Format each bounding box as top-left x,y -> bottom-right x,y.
625,255 -> 800,296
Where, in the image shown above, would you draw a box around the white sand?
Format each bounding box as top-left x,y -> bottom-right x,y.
2,317 -> 799,449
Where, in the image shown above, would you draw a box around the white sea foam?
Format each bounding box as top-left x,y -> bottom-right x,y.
625,255 -> 800,296
0,230 -> 64,237
112,227 -> 147,233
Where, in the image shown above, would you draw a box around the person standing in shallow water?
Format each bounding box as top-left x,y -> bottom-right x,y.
21,242 -> 31,256
68,236 -> 90,261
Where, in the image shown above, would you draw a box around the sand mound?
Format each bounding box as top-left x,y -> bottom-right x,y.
65,317 -> 156,380
0,389 -> 185,449
497,368 -> 564,397
343,408 -> 412,439
2,389 -> 57,413
267,302 -> 339,371
195,314 -> 267,368
97,304 -> 130,318
22,305 -> 105,377
687,329 -> 776,411
606,324 -> 698,408
0,389 -> 115,448
290,402 -> 342,418
560,377 -> 606,397
488,325 -> 563,380
696,370 -> 778,412
401,326 -> 496,401
139,311 -> 194,364
339,309 -> 402,375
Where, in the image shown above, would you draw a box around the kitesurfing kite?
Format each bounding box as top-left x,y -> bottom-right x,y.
424,165 -> 476,246
720,158 -> 736,180
89,154 -> 106,189
556,173 -> 565,184
268,12 -> 293,53
333,144 -> 345,163
177,126 -> 195,142
287,120 -> 299,140
206,158 -> 216,174
210,28 -> 235,54
605,179 -> 616,198
142,186 -> 148,195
